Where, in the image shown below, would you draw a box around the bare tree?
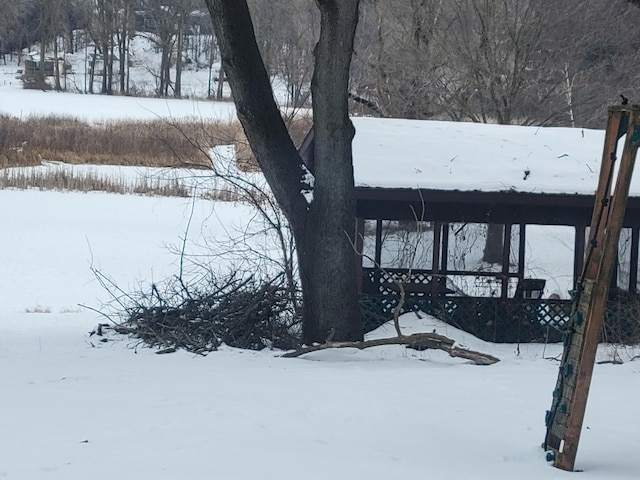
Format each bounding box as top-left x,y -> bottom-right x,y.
433,0 -> 562,125
248,0 -> 317,111
0,0 -> 36,61
140,0 -> 177,97
351,0 -> 447,118
204,0 -> 363,344
114,0 -> 135,94
544,0 -> 640,127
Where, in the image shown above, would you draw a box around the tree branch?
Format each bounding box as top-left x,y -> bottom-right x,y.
282,332 -> 499,365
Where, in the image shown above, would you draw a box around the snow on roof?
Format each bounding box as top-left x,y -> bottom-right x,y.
351,117 -> 638,196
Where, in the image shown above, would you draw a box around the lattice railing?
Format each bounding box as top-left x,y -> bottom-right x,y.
360,295 -> 571,343
361,294 -> 640,344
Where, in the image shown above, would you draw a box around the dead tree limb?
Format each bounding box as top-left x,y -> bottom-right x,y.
282,332 -> 499,365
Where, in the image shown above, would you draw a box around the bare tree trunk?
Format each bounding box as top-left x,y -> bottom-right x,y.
117,3 -> 133,94
88,45 -> 97,93
204,0 -> 363,343
175,8 -> 184,98
483,224 -> 504,264
53,33 -> 62,91
216,64 -> 224,100
37,0 -> 49,89
301,0 -> 362,343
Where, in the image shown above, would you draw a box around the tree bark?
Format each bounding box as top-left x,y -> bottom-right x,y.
483,223 -> 504,264
204,0 -> 363,343
300,0 -> 362,343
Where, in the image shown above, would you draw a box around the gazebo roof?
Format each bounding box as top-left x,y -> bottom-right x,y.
342,116 -> 640,226
350,117 -> 628,196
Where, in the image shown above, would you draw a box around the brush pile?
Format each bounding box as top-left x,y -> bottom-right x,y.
110,275 -> 300,354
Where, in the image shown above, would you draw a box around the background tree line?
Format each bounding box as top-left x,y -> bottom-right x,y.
2,0 -> 640,127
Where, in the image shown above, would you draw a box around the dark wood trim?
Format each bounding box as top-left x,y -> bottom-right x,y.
574,224 -> 586,285
441,222 -> 449,273
374,219 -> 383,267
355,187 -> 640,227
431,222 -> 441,296
518,223 -> 526,281
501,223 -> 512,298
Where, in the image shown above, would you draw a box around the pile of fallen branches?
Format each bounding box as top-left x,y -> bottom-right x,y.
100,273 -> 300,354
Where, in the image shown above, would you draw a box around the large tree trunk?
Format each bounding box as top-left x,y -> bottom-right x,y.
204,0 -> 362,343
301,0 -> 362,343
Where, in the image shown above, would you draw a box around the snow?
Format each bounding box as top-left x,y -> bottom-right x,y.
0,86 -> 237,123
300,162 -> 315,204
1,63 -> 640,480
351,117 -> 639,196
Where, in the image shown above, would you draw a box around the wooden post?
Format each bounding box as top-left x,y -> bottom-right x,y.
501,223 -> 512,298
574,224 -> 586,287
431,222 -> 442,296
518,223 -> 526,282
544,106 -> 640,471
374,219 -> 383,289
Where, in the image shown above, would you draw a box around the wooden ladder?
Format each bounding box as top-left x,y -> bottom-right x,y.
543,105 -> 640,471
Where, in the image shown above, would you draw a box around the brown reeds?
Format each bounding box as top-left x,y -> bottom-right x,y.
0,113 -> 311,196
0,114 -> 246,168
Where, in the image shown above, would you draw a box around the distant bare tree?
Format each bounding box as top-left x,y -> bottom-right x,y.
351,0 -> 447,118
352,0 -> 640,127
544,0 -> 640,127
248,0 -> 317,111
0,0 -> 35,60
435,0 -> 561,125
114,1 -> 135,94
139,0 -> 176,96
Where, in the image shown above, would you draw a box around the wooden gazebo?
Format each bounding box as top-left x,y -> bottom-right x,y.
302,117 -> 640,342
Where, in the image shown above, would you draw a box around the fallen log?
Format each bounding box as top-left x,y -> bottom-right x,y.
282,332 -> 499,365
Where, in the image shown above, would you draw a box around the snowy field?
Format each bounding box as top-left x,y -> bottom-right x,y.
1,80 -> 640,478
1,187 -> 639,479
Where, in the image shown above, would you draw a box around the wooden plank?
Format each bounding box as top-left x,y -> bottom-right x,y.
583,110 -> 624,279
374,219 -> 383,289
574,224 -> 586,285
431,222 -> 442,297
501,224 -> 512,298
518,223 -> 526,281
548,107 -> 640,472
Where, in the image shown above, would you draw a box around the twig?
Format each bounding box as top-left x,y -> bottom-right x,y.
77,303 -> 117,324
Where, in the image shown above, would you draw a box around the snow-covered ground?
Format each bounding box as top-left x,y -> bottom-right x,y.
1,59 -> 640,478
0,188 -> 638,479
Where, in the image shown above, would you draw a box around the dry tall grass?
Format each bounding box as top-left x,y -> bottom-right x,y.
0,114 -> 310,167
0,114 -> 245,168
0,167 -> 192,197
0,113 -> 311,196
